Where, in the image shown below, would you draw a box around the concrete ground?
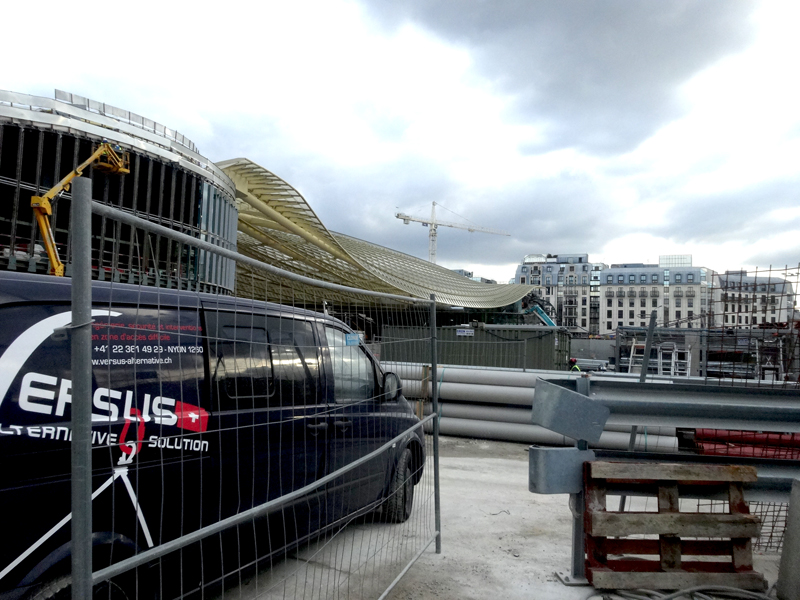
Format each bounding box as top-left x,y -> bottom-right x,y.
386,436 -> 781,600
214,436 -> 781,599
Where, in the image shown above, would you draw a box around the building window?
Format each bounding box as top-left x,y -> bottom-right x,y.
606,275 -> 613,283
675,298 -> 681,308
607,310 -> 612,318
581,318 -> 587,327
629,299 -> 635,307
582,276 -> 588,284
558,275 -> 564,284
640,299 -> 646,307
520,276 -> 526,284
607,299 -> 612,307
521,266 -> 528,273
618,275 -> 624,283
675,274 -> 682,283
583,265 -> 589,271
618,299 -> 623,307
546,276 -> 551,285
546,266 -> 552,272
581,308 -> 587,316
569,265 -> 575,272
652,274 -> 658,283
639,274 -> 646,283
676,311 -> 681,320
687,298 -> 694,308
629,275 -> 636,283
618,310 -> 623,318
618,322 -> 623,328
640,322 -> 646,327
629,310 -> 634,319
664,297 -> 669,306
687,273 -> 694,282
582,297 -> 587,305
652,299 -> 657,308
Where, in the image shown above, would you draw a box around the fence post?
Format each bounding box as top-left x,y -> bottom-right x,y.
430,294 -> 441,553
71,177 -> 93,599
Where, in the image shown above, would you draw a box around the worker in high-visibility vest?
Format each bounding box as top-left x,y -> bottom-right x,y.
569,357 -> 581,372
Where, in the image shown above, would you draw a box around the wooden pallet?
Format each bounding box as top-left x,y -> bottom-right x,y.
584,461 -> 767,590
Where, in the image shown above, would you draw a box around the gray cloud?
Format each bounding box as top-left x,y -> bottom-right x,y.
362,0 -> 758,155
647,176 -> 800,244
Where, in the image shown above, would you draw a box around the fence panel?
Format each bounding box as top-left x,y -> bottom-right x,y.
0,187 -> 439,600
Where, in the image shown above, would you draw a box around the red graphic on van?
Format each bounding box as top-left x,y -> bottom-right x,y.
119,408 -> 146,456
175,401 -> 209,432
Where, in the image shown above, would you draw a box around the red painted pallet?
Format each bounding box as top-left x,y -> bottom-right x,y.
583,461 -> 767,591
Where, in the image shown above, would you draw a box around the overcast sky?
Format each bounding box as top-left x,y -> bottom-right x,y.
5,0 -> 799,282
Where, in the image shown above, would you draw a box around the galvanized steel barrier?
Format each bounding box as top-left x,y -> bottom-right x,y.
55,178 -> 443,599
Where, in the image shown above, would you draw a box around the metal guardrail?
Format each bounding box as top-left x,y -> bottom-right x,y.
560,378 -> 800,433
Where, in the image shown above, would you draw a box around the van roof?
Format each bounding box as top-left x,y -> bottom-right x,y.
0,272 -> 333,323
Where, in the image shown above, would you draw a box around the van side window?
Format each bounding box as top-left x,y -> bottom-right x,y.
325,326 -> 376,403
208,312 -> 273,411
266,317 -> 322,407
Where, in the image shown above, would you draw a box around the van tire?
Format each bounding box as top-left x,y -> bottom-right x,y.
384,448 -> 414,523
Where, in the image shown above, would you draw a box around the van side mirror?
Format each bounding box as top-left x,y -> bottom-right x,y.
382,372 -> 402,401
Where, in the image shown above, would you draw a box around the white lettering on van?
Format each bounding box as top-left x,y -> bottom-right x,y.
11,372 -> 202,438
92,388 -> 121,422
141,394 -> 152,422
152,396 -> 177,426
19,372 -> 58,415
146,435 -> 207,453
0,310 -> 121,409
56,379 -> 72,417
123,391 -> 133,421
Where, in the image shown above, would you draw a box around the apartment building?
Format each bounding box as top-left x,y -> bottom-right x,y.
513,253 -> 606,333
598,256 -> 714,335
714,270 -> 795,328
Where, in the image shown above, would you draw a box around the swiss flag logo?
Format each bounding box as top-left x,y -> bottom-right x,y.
174,401 -> 209,432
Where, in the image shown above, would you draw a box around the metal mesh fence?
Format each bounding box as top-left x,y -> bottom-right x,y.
0,190 -> 440,599
615,265 -> 800,387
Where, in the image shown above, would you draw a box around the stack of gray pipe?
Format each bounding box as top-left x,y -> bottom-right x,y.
387,362 -> 679,453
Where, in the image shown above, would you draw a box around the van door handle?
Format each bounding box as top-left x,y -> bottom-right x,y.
333,419 -> 351,429
307,422 -> 328,430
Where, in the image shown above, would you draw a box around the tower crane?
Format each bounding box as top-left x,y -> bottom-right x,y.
395,201 -> 509,264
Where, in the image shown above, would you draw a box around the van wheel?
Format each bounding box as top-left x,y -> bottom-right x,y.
384,448 -> 414,523
27,576 -> 133,600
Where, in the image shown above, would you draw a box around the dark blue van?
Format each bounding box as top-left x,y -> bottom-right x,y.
0,272 -> 425,599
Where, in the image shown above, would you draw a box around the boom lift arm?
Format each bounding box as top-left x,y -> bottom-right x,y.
31,142 -> 130,276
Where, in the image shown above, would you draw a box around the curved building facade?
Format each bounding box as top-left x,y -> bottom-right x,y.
0,90 -> 237,293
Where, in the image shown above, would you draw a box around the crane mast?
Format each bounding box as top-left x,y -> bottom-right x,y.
395,201 -> 509,264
